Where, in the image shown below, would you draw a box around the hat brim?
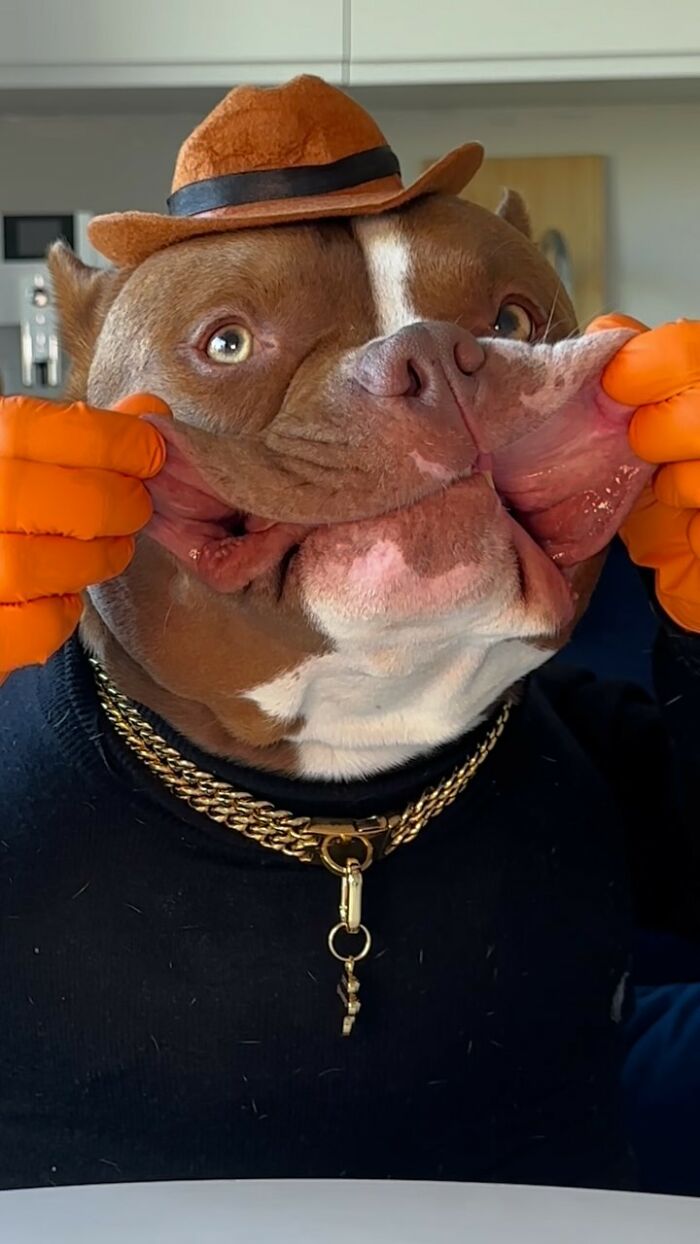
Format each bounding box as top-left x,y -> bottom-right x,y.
88,143 -> 484,268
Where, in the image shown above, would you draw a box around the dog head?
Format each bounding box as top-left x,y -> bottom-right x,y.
50,191 -> 650,778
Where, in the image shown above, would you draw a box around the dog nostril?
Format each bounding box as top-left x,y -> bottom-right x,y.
405,361 -> 422,397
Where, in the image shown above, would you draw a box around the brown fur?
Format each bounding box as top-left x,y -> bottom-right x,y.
49,195 -> 611,777
496,189 -> 532,239
49,245 -> 131,398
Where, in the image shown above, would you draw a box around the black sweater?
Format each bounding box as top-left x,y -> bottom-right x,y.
0,630 -> 699,1193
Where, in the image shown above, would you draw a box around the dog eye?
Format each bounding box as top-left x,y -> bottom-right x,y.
205,325 -> 253,364
492,303 -> 535,342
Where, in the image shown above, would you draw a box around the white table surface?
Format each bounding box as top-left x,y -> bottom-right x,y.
0,1179 -> 698,1243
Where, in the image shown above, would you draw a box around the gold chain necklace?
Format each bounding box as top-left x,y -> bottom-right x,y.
90,658 -> 511,1036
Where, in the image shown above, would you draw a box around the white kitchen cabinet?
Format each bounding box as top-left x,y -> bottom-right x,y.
3,0 -> 699,97
349,0 -> 700,84
0,0 -> 344,87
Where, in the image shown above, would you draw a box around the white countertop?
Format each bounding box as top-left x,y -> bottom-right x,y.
0,1179 -> 698,1242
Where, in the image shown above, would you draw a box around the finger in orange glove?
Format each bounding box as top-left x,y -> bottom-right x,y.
589,315 -> 700,632
0,393 -> 170,679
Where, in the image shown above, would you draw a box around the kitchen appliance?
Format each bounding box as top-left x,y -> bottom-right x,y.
0,211 -> 103,396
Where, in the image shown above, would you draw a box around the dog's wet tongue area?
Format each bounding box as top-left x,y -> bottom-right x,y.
145,436 -> 309,591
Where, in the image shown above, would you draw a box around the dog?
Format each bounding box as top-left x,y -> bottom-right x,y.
51,193 -> 647,779
2,89 -> 696,1192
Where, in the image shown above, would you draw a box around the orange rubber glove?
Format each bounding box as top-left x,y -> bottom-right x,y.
0,393 -> 169,680
589,315 -> 700,633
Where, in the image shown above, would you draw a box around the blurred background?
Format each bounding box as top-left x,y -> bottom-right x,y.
2,0 -> 699,680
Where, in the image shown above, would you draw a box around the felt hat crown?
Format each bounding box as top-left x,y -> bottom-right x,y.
89,75 -> 484,267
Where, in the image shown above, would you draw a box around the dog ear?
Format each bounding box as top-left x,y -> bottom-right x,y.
47,241 -> 131,398
496,189 -> 532,239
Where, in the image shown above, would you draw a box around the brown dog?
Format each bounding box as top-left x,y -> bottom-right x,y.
48,193 -> 648,780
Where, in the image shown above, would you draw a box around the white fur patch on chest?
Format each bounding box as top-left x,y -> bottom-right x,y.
246,611 -> 545,780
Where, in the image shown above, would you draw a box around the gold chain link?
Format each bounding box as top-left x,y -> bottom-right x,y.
91,656 -> 512,1036
90,656 -> 511,865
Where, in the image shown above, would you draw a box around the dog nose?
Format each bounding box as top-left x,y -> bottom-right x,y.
355,321 -> 485,399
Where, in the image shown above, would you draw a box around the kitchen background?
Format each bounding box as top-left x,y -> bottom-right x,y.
2,0 -> 700,388
3,92 -> 700,318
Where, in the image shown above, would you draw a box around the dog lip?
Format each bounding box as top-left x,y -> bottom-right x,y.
146,432 -> 608,581
245,515 -> 277,533
147,507 -> 313,595
148,459 -> 575,618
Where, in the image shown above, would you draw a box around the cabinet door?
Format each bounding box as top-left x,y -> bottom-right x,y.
0,0 -> 344,87
350,0 -> 700,83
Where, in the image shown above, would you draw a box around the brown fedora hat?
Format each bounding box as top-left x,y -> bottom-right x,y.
88,75 -> 484,267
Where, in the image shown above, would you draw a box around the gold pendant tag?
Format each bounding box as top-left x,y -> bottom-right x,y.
326,852 -> 372,1037
337,959 -> 362,1036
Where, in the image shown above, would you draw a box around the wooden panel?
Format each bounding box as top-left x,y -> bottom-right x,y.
424,154 -> 606,326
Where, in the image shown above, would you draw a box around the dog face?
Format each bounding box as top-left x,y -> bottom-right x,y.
51,194 -> 650,778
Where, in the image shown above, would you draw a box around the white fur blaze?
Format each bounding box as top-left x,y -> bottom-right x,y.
355,218 -> 419,336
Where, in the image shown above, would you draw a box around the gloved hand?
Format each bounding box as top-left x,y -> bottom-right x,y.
590,315 -> 700,633
0,393 -> 169,680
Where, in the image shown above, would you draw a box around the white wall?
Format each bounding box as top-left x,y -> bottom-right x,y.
1,100 -> 699,327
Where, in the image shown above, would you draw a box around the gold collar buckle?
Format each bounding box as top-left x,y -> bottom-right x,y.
314,815 -> 396,875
